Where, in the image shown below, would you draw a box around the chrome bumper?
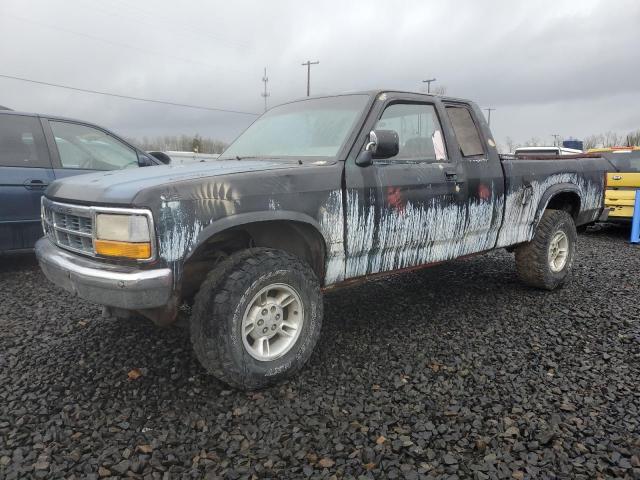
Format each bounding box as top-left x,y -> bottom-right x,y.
35,238 -> 173,309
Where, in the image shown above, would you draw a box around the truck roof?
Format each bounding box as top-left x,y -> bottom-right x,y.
280,90 -> 473,107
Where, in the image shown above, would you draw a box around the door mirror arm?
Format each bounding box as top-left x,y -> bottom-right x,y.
356,149 -> 373,167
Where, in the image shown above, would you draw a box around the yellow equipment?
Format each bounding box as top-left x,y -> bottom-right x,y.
588,147 -> 640,220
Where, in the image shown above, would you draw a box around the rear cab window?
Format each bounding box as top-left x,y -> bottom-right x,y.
375,103 -> 447,161
445,106 -> 485,158
0,114 -> 51,168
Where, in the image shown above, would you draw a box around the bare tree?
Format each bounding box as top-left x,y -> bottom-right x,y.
626,130 -> 640,146
126,134 -> 228,154
502,128 -> 639,154
432,85 -> 448,96
582,134 -> 603,150
603,131 -> 623,147
504,136 -> 516,153
523,137 -> 542,147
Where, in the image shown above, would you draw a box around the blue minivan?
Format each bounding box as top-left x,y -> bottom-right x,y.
0,110 -> 164,253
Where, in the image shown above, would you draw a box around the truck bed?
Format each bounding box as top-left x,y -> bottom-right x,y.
496,154 -> 607,247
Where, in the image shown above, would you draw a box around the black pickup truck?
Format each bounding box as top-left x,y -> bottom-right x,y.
36,91 -> 609,389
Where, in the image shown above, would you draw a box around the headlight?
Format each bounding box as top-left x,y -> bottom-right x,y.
95,214 -> 152,259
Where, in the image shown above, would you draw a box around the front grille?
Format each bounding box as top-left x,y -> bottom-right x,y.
41,198 -> 156,261
42,200 -> 95,256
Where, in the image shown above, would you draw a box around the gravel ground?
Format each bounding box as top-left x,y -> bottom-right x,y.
1,225 -> 639,480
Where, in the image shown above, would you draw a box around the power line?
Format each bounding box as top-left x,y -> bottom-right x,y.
261,67 -> 270,112
0,74 -> 259,116
4,13 -> 248,75
301,60 -> 319,97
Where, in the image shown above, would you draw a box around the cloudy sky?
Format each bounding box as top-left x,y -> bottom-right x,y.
1,0 -> 639,150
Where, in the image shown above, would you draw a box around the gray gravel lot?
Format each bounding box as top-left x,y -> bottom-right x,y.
1,226 -> 639,480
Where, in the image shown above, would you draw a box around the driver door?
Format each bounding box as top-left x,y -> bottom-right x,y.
343,95 -> 469,279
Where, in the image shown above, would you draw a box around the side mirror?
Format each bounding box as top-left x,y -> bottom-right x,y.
371,129 -> 399,159
147,151 -> 172,165
355,129 -> 399,167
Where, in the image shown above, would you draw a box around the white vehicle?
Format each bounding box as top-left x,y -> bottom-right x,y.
149,150 -> 220,165
514,146 -> 583,156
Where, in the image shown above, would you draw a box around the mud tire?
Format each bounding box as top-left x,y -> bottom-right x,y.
190,248 -> 323,390
514,209 -> 577,290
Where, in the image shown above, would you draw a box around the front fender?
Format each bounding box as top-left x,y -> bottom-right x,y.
187,210 -> 330,261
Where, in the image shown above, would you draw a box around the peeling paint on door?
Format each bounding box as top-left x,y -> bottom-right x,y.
318,186 -> 504,284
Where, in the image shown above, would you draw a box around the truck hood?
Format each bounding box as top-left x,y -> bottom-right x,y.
46,159 -> 300,205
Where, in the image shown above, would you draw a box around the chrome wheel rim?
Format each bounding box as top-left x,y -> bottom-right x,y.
548,231 -> 569,272
241,283 -> 304,361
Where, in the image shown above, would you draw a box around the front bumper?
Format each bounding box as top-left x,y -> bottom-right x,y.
35,238 -> 173,309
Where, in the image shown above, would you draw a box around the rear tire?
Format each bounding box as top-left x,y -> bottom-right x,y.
514,210 -> 577,290
190,248 -> 323,390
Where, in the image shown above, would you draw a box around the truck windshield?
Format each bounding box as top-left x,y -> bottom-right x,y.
220,95 -> 369,159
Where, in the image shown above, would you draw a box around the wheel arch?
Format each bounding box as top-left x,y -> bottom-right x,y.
535,184 -> 581,224
181,211 -> 329,299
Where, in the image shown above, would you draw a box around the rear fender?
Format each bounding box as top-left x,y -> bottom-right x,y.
533,183 -> 581,226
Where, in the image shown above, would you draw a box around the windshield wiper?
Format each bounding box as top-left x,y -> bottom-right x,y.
217,155 -> 261,160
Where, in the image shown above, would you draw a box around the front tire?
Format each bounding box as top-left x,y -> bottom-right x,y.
514,209 -> 577,290
190,248 -> 323,390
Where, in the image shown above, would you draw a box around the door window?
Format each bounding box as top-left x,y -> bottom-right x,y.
375,103 -> 447,161
0,115 -> 50,168
49,121 -> 139,170
446,107 -> 484,157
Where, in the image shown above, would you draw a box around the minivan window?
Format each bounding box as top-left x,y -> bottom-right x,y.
50,121 -> 139,170
446,107 -> 484,157
0,115 -> 50,168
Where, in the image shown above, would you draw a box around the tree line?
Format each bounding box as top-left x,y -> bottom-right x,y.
504,129 -> 640,153
582,130 -> 640,150
125,134 -> 228,154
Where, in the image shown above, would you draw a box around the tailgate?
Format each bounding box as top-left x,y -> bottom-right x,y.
605,172 -> 639,218
607,172 -> 640,188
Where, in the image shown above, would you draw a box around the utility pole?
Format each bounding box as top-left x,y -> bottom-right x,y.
551,134 -> 561,146
422,78 -> 436,93
301,60 -> 319,96
484,108 -> 495,126
261,67 -> 269,112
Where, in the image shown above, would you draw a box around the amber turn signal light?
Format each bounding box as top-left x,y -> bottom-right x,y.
95,239 -> 151,260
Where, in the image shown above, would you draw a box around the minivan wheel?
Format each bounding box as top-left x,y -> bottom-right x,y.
190,248 -> 323,390
514,209 -> 577,290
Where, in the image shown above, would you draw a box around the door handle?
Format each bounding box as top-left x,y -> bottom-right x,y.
23,179 -> 49,190
445,171 -> 457,182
